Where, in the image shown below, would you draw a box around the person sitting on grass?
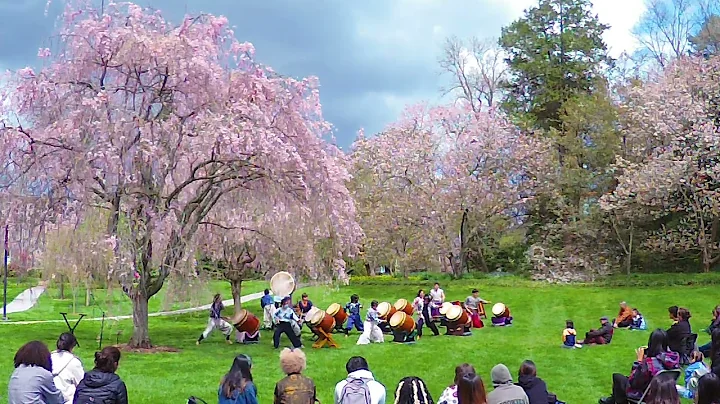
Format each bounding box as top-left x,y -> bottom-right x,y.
458,372 -> 489,404
516,360 -> 564,404
219,354 -> 258,404
580,316 -> 614,345
51,333 -> 85,404
487,364 -> 528,404
710,328 -> 720,376
629,309 -> 647,331
334,356 -> 386,404
614,302 -> 634,329
643,371 -> 681,404
73,347 -> 128,404
699,305 -> 720,357
599,328 -> 680,404
393,376 -> 434,404
8,340 -> 65,404
667,307 -> 692,354
562,320 -> 582,349
274,348 -> 316,404
695,373 -> 720,404
677,351 -> 709,400
439,363 -> 476,404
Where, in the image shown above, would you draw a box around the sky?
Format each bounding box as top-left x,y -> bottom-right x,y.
0,0 -> 646,148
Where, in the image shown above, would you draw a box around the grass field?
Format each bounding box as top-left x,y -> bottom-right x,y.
0,279 -> 713,403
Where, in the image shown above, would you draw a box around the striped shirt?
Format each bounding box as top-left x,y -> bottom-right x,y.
274,306 -> 299,323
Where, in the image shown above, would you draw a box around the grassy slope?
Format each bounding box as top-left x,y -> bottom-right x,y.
0,281 -> 711,403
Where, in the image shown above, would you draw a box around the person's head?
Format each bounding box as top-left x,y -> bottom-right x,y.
423,295 -> 432,303
600,316 -> 609,325
346,356 -> 369,374
669,306 -> 679,320
434,283 -> 440,290
646,328 -> 670,357
94,346 -> 121,373
453,363 -> 476,386
691,351 -> 705,364
13,341 -> 52,372
393,376 -> 435,404
472,289 -> 479,297
56,332 -> 78,352
264,289 -> 270,296
279,348 -> 306,375
620,301 -> 628,309
678,308 -> 692,322
214,293 -> 222,302
222,354 -> 253,398
713,305 -> 720,320
417,289 -> 424,298
301,293 -> 308,302
371,300 -> 379,309
490,363 -> 513,386
457,372 -> 487,404
565,320 -> 574,329
696,372 -> 720,404
518,360 -> 537,378
351,294 -> 359,303
644,371 -> 680,404
281,296 -> 292,307
633,308 -> 640,316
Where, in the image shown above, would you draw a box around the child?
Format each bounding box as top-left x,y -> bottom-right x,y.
630,308 -> 648,331
260,289 -> 275,330
344,294 -> 364,336
677,351 -> 710,399
562,320 -> 582,349
356,300 -> 384,345
197,294 -> 233,345
274,348 -> 317,404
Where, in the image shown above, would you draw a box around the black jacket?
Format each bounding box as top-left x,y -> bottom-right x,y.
517,375 -> 551,404
666,320 -> 691,353
588,323 -> 614,343
74,369 -> 128,404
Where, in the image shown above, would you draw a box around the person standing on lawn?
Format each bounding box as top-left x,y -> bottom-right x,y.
197,293 -> 233,345
261,289 -> 276,330
465,289 -> 489,327
345,294 -> 364,336
429,283 -> 445,317
274,296 -> 304,349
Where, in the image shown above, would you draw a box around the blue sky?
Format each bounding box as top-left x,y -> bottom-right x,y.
0,0 -> 645,148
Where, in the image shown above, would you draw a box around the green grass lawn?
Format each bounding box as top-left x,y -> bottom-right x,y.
6,279 -> 267,321
0,280 -> 712,403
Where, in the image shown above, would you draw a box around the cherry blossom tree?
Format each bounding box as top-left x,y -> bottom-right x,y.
0,1 -> 359,347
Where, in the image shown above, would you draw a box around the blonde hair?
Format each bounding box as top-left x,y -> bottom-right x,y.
279,348 -> 306,375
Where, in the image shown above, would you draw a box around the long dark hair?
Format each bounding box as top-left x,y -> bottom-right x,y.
711,328 -> 720,362
646,329 -> 670,357
56,333 -> 78,352
457,373 -> 487,404
644,371 -> 680,404
677,308 -> 691,321
453,363 -> 476,386
14,341 -> 52,372
221,354 -> 254,398
696,373 -> 720,404
95,347 -> 121,373
393,376 -> 434,404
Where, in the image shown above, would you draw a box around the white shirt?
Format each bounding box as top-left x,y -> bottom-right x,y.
430,288 -> 445,302
334,369 -> 386,404
50,350 -> 85,403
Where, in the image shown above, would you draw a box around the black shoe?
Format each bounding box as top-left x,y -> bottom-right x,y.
598,397 -> 614,404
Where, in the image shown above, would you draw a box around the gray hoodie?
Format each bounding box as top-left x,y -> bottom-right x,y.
8,364 -> 65,404
486,364 -> 529,404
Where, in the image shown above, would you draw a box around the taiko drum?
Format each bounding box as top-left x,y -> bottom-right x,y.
309,309 -> 336,333
327,303 -> 348,325
446,305 -> 470,325
492,303 -> 511,318
389,311 -> 416,333
439,302 -> 454,316
393,298 -> 414,315
377,302 -> 397,320
231,309 -> 260,334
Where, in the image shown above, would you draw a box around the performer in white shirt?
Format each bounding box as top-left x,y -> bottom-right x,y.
429,282 -> 445,317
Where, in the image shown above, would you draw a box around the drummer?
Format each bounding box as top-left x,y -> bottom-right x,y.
429,283 -> 445,317
296,293 -> 314,322
274,296 -> 303,349
345,294 -> 364,335
465,289 -> 489,327
196,294 -> 233,345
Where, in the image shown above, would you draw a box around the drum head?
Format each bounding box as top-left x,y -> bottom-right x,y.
378,302 -> 391,317
327,303 -> 341,316
228,308 -> 248,325
439,302 -> 453,315
492,303 -> 506,317
389,311 -> 406,328
447,305 -> 463,321
393,299 -> 407,310
309,309 -> 325,325
270,271 -> 295,297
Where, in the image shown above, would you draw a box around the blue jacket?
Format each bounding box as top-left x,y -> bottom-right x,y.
218,381 -> 259,404
261,295 -> 273,309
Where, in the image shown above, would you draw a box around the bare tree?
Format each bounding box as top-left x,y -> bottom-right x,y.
439,36 -> 507,111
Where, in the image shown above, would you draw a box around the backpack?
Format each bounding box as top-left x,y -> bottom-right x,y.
187,396 -> 208,404
339,378 -> 372,404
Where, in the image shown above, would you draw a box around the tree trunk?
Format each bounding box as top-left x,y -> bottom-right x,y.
231,278 -> 243,316
626,222 -> 634,276
59,276 -> 65,300
85,284 -> 90,307
130,291 -> 151,348
459,209 -> 468,274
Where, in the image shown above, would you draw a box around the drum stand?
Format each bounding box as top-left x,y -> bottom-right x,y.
311,327 -> 339,349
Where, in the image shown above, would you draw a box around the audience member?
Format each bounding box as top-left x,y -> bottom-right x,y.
334,356 -> 386,404
274,348 -> 316,404
393,376 -> 434,404
696,372 -> 720,404
599,329 -> 680,404
630,309 -> 647,331
73,347 -> 128,404
580,317 -> 614,345
218,354 -> 257,404
677,351 -> 709,399
8,340 -> 65,404
516,360 -> 561,404
439,363 -> 476,404
487,364 -> 528,404
614,302 -> 634,328
561,320 -> 581,349
700,306 -> 720,356
457,372 -> 487,404
644,371 -> 681,404
711,329 -> 720,376
667,308 -> 692,354
51,333 -> 85,404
